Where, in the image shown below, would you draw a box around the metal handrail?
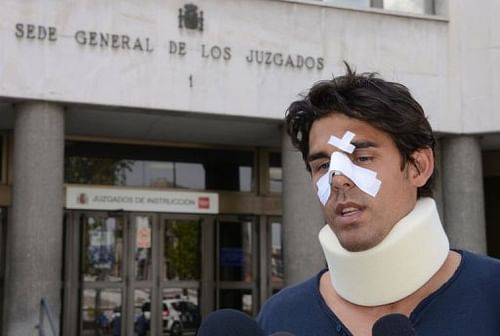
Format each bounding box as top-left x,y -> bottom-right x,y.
37,298 -> 58,336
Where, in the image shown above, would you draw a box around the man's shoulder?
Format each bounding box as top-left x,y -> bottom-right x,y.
461,249 -> 500,274
257,270 -> 325,320
415,250 -> 500,334
265,273 -> 319,305
453,249 -> 500,293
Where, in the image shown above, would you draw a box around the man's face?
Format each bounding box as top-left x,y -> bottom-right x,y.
308,113 -> 418,252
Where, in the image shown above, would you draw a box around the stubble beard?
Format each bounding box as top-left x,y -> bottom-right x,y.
326,189 -> 382,252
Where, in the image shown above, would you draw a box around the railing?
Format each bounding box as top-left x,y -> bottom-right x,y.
37,298 -> 58,336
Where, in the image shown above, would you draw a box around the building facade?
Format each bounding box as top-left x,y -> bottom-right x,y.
0,0 -> 500,335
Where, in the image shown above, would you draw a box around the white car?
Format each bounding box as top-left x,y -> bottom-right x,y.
162,299 -> 183,336
137,299 -> 200,335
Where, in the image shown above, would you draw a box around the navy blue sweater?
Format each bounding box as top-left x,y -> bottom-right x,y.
257,250 -> 500,335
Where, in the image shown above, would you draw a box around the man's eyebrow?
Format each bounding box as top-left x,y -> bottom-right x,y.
307,151 -> 330,162
352,140 -> 378,149
307,141 -> 377,162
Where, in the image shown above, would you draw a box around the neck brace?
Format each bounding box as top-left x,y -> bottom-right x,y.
318,197 -> 449,306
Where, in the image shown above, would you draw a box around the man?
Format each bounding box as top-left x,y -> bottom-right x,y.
257,64 -> 500,335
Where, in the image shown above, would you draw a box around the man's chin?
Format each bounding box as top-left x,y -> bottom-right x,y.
337,235 -> 380,252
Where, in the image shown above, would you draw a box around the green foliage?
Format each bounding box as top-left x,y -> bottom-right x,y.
65,157 -> 133,185
166,220 -> 201,280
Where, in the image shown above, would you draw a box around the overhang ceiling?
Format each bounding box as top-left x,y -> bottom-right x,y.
0,101 -> 283,148
4,100 -> 500,151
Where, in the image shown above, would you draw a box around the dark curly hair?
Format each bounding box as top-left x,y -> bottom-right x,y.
285,63 -> 436,198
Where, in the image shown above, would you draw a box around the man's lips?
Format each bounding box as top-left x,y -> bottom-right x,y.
335,202 -> 365,225
340,207 -> 361,216
335,202 -> 364,215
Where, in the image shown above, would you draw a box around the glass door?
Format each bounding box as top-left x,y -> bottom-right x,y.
0,208 -> 6,332
79,212 -> 127,336
77,212 -> 161,336
158,215 -> 204,336
64,211 -> 213,335
216,216 -> 259,315
127,213 -> 156,336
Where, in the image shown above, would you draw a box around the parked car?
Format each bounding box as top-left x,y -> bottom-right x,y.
172,299 -> 201,332
138,299 -> 200,336
162,299 -> 183,336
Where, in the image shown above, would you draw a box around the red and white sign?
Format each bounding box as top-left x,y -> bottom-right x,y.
198,196 -> 210,209
136,217 -> 152,249
65,185 -> 219,214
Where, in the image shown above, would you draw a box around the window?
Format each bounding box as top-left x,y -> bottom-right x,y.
269,152 -> 282,194
269,219 -> 284,288
0,134 -> 5,184
319,0 -> 435,15
65,141 -> 255,192
320,0 -> 370,9
378,0 -> 434,15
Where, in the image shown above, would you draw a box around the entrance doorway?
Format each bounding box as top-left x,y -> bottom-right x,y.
64,212 -> 210,336
62,211 -> 262,335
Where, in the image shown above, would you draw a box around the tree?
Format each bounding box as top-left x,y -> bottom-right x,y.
65,157 -> 133,185
165,220 -> 200,280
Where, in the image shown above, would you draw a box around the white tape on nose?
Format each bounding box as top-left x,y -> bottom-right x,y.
316,131 -> 381,205
329,152 -> 381,197
317,173 -> 331,205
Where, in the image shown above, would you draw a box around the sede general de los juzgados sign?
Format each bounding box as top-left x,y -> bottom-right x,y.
14,22 -> 325,71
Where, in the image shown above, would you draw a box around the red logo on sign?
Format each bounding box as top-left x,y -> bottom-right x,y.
198,197 -> 210,209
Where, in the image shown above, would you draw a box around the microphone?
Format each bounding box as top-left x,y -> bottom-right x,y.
372,313 -> 417,336
270,332 -> 296,336
197,309 -> 264,336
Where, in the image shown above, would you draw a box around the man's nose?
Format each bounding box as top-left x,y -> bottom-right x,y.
331,171 -> 355,192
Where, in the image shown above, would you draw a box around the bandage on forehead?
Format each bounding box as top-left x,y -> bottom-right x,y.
328,131 -> 356,153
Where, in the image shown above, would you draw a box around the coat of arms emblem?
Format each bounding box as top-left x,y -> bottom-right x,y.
77,193 -> 88,205
178,4 -> 204,31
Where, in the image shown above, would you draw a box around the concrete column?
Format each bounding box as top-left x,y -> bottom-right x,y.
3,102 -> 64,335
282,129 -> 325,286
441,136 -> 487,254
433,140 -> 445,226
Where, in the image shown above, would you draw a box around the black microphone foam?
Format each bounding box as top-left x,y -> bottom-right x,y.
372,313 -> 417,336
197,309 -> 264,336
270,332 -> 296,336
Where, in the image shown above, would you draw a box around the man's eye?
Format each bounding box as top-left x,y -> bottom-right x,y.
312,161 -> 329,173
355,156 -> 373,163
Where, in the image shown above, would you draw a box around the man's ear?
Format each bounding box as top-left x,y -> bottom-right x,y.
409,148 -> 434,187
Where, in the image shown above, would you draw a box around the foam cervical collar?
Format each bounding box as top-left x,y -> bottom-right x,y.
318,198 -> 449,306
